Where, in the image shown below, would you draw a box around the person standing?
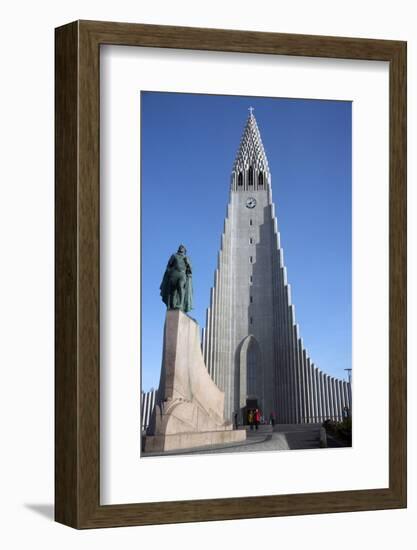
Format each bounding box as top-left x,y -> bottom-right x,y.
254,408 -> 261,430
248,409 -> 254,430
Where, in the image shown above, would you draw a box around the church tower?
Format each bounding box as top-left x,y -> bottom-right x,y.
202,109 -> 351,424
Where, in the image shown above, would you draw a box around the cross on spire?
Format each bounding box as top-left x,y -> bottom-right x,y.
248,106 -> 254,116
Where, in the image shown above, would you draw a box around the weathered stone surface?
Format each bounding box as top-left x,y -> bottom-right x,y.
144,310 -> 246,452
145,429 -> 246,453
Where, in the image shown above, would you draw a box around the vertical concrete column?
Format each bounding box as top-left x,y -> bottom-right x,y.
341,380 -> 347,416
276,266 -> 285,423
314,368 -> 322,422
141,390 -> 156,431
333,379 -> 339,421
299,340 -> 307,423
337,380 -> 344,421
326,374 -> 332,420
297,328 -> 304,424
334,379 -> 340,421
286,303 -> 293,424
209,290 -> 215,381
335,378 -> 342,421
288,305 -> 297,423
347,381 -> 352,412
213,271 -> 220,390
280,284 -> 288,423
227,229 -> 234,414
327,377 -> 333,420
319,372 -> 326,422
204,309 -> 210,370
146,391 -> 151,428
303,349 -> 310,422
286,302 -> 293,424
208,289 -> 215,382
311,362 -> 317,422
272,247 -> 281,420
320,370 -> 326,422
271,255 -> 278,420
273,262 -> 279,420
283,273 -> 291,424
148,390 -> 155,429
217,253 -> 223,386
330,378 -> 337,421
342,381 -> 350,413
293,325 -> 300,423
310,361 -> 317,422
279,269 -> 287,423
140,392 -> 146,431
341,380 -> 347,411
280,257 -> 287,422
311,365 -> 318,422
336,379 -> 343,420
298,341 -> 305,422
281,285 -> 289,423
201,328 -> 206,362
293,325 -> 301,424
218,251 -> 226,408
324,374 -> 331,420
206,307 -> 211,375
316,372 -> 322,422
212,284 -> 218,386
306,357 -> 312,422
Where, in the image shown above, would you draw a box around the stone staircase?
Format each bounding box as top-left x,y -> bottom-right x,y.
273,423 -> 322,449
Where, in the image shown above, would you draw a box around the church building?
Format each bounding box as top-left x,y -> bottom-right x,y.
201,109 -> 351,424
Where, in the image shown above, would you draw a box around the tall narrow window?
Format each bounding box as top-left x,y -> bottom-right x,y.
258,172 -> 264,186
250,219 -> 252,226
250,275 -> 253,283
249,237 -> 253,244
248,166 -> 254,186
250,256 -> 253,263
250,296 -> 253,303
238,172 -> 243,186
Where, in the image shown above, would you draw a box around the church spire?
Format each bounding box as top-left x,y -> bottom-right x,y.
231,109 -> 271,191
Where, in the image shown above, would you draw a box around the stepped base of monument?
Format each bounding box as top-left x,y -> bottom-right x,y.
144,428 -> 246,452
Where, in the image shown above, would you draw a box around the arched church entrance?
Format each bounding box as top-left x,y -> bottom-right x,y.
238,335 -> 263,425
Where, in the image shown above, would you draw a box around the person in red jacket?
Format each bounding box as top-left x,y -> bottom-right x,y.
254,408 -> 261,430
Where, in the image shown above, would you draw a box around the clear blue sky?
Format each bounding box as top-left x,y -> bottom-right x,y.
141,92 -> 352,391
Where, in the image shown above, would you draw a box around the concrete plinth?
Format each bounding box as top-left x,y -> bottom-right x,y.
145,429 -> 246,453
144,310 -> 246,452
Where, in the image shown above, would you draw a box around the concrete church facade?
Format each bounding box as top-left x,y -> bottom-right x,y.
201,110 -> 351,424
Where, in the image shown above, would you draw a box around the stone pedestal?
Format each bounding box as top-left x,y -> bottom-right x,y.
144,310 -> 246,452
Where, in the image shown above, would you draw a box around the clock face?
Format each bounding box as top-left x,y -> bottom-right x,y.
246,197 -> 257,209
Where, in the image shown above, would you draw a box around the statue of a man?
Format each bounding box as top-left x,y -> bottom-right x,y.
160,244 -> 193,313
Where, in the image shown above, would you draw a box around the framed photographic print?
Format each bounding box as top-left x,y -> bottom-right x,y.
55,20 -> 406,528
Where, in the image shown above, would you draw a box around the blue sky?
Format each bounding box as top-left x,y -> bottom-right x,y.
141,92 -> 352,391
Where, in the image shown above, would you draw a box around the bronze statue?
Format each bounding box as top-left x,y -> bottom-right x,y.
160,245 -> 193,313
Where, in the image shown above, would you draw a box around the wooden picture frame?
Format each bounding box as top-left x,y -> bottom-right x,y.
55,20 -> 406,528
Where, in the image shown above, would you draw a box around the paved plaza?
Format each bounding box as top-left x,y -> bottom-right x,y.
142,423 -> 350,457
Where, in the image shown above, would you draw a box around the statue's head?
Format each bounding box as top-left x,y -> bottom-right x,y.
177,244 -> 186,255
